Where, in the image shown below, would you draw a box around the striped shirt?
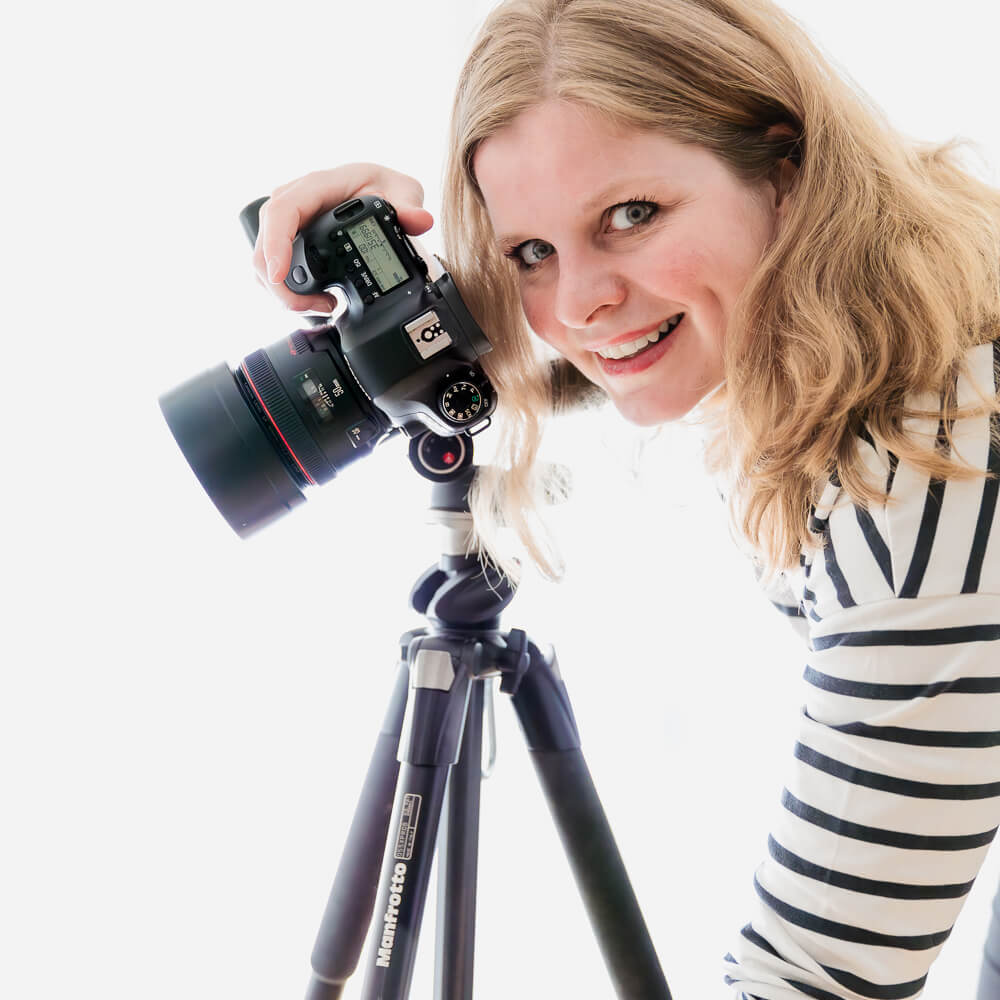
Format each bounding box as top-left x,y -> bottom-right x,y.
722,340 -> 1000,1000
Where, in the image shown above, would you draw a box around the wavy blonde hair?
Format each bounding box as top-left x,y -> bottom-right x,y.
441,0 -> 1000,580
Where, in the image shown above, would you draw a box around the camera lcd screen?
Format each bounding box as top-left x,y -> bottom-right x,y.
346,217 -> 408,293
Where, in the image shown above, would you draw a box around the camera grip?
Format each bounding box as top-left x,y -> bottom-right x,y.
239,196 -> 268,246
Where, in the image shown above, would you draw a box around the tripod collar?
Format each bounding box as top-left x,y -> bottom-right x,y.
428,509 -> 474,558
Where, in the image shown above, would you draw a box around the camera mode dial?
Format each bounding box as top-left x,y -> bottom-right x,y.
439,370 -> 494,427
441,381 -> 482,422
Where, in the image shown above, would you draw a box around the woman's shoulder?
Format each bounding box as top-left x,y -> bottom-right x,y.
804,339 -> 1000,619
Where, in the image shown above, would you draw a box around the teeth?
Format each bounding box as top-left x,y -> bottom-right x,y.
598,314 -> 683,360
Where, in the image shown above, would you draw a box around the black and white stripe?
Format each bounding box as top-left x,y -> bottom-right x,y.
724,341 -> 1000,999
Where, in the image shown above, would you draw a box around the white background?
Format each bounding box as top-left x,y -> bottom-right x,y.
4,2 -> 999,998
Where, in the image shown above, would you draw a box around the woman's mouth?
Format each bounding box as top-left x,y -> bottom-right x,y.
597,314 -> 684,360
595,313 -> 685,374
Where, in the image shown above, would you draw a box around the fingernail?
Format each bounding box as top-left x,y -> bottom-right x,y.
267,257 -> 281,282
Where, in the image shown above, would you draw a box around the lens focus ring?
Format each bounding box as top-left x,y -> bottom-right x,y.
241,350 -> 333,486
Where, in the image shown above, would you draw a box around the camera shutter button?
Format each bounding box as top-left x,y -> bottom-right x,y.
291,265 -> 308,285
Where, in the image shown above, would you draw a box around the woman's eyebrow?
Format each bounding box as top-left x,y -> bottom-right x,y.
494,231 -> 529,249
581,176 -> 667,211
492,177 -> 670,247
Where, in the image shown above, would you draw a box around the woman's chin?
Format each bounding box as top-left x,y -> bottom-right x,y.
610,393 -> 690,427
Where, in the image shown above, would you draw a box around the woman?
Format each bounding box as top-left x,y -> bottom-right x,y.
253,1 -> 1000,996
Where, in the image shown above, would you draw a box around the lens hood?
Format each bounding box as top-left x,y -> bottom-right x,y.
159,363 -> 306,537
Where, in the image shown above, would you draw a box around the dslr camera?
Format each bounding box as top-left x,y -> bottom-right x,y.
159,195 -> 496,536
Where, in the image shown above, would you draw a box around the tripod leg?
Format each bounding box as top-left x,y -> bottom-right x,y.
511,643 -> 672,1000
306,662 -> 410,1000
434,679 -> 485,1000
357,637 -> 476,1000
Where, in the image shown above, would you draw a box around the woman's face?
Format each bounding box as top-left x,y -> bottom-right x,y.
473,100 -> 788,425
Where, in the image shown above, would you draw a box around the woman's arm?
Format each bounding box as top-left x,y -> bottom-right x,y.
724,342 -> 1000,1000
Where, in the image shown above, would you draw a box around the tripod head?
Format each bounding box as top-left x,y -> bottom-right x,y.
406,429 -> 516,633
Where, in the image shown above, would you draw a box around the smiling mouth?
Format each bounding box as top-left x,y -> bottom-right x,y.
597,314 -> 684,360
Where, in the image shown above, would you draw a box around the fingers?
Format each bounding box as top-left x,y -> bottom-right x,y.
251,164 -> 433,314
393,204 -> 434,236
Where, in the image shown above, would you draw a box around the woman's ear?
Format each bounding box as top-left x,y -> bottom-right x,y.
773,156 -> 799,215
765,123 -> 801,217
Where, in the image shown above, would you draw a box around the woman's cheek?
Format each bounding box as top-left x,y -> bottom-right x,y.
646,250 -> 702,300
520,291 -> 561,350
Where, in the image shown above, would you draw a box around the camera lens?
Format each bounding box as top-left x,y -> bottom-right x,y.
159,329 -> 389,537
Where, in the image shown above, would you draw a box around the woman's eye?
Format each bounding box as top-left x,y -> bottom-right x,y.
515,239 -> 555,267
608,201 -> 657,231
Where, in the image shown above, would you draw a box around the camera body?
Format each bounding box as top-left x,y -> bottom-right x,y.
158,194 -> 496,537
274,194 -> 495,440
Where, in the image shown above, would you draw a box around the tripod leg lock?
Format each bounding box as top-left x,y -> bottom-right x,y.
498,628 -> 530,695
511,639 -> 582,752
398,635 -> 477,766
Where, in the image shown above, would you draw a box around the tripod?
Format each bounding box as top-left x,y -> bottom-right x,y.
303,434 -> 671,1000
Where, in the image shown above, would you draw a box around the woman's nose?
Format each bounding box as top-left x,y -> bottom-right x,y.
552,252 -> 625,329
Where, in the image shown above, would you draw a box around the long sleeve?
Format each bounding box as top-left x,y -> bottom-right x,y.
723,342 -> 1000,999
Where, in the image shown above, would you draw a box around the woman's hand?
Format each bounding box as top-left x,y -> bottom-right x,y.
252,164 -> 434,313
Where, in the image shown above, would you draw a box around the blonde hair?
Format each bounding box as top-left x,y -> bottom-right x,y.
441,0 -> 1000,579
